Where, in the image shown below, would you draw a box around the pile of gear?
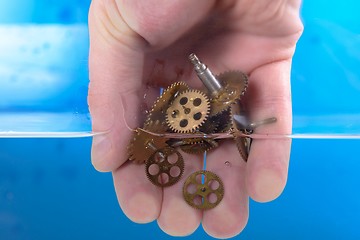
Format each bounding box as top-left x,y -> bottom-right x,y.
127,54 -> 275,210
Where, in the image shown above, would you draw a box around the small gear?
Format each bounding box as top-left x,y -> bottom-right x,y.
145,147 -> 185,187
166,89 -> 210,133
183,170 -> 224,210
128,128 -> 169,164
144,82 -> 189,128
210,71 -> 249,115
230,100 -> 251,162
180,138 -> 218,154
234,137 -> 251,162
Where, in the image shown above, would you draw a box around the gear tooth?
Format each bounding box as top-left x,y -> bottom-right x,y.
165,89 -> 210,133
145,81 -> 190,127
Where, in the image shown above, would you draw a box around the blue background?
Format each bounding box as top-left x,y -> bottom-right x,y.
1,0 -> 360,239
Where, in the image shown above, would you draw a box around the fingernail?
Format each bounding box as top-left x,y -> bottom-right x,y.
91,135 -> 112,164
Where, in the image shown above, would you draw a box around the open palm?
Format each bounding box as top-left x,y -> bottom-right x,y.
88,0 -> 303,238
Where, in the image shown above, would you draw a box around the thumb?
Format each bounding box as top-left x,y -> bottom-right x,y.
88,0 -> 216,172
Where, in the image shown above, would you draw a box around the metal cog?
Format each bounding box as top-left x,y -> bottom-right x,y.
145,147 -> 185,187
144,81 -> 189,128
183,170 -> 224,210
143,119 -> 168,134
198,118 -> 219,134
210,71 -> 249,115
180,138 -> 218,154
234,137 -> 252,162
127,128 -> 169,164
165,89 -> 210,133
213,107 -> 232,133
230,100 -> 251,162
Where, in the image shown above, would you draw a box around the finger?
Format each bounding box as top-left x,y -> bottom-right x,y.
245,60 -> 292,202
88,0 -> 216,172
113,162 -> 162,223
88,0 -> 145,172
157,151 -> 203,236
202,142 -> 249,239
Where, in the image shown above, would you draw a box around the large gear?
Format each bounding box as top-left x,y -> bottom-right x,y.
128,128 -> 169,164
144,81 -> 189,129
209,71 -> 249,116
145,147 -> 185,187
183,170 -> 224,210
166,89 -> 210,133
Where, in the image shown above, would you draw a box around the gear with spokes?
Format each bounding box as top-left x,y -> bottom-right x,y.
125,53 -> 278,211
166,89 -> 210,133
183,170 -> 224,210
144,81 -> 189,129
145,147 -> 185,187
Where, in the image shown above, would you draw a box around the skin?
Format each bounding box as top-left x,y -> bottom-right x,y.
88,0 -> 303,238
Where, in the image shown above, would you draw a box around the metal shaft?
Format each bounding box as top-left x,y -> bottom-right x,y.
189,53 -> 223,96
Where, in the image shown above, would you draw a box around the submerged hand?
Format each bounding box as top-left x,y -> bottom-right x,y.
88,0 -> 303,238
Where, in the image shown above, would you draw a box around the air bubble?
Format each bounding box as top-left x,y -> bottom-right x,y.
225,161 -> 231,167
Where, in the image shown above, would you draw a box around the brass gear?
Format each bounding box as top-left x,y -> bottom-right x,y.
230,100 -> 251,162
198,118 -> 219,134
145,147 -> 185,187
144,81 -> 189,128
213,107 -> 232,133
183,170 -> 224,210
180,138 -> 218,154
210,71 -> 249,116
127,128 -> 169,164
166,89 -> 210,133
234,137 -> 251,162
143,120 -> 168,134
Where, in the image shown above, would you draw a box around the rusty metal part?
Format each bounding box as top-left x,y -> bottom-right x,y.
128,128 -> 169,164
209,71 -> 249,115
230,101 -> 277,162
213,107 -> 232,133
145,147 -> 184,187
144,81 -> 189,129
234,137 -> 252,161
183,170 -> 224,210
143,120 -> 168,134
229,100 -> 250,162
180,138 -> 218,154
198,118 -> 219,134
166,89 -> 210,133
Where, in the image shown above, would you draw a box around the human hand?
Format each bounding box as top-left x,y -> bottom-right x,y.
88,0 -> 303,238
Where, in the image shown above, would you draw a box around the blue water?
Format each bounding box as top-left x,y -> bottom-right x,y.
1,0 -> 360,239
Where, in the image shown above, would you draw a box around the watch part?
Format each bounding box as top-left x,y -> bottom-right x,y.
209,71 -> 249,116
183,170 -> 224,210
180,138 -> 218,154
144,81 -> 189,129
166,89 -> 210,133
145,147 -> 185,187
128,128 -> 169,164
